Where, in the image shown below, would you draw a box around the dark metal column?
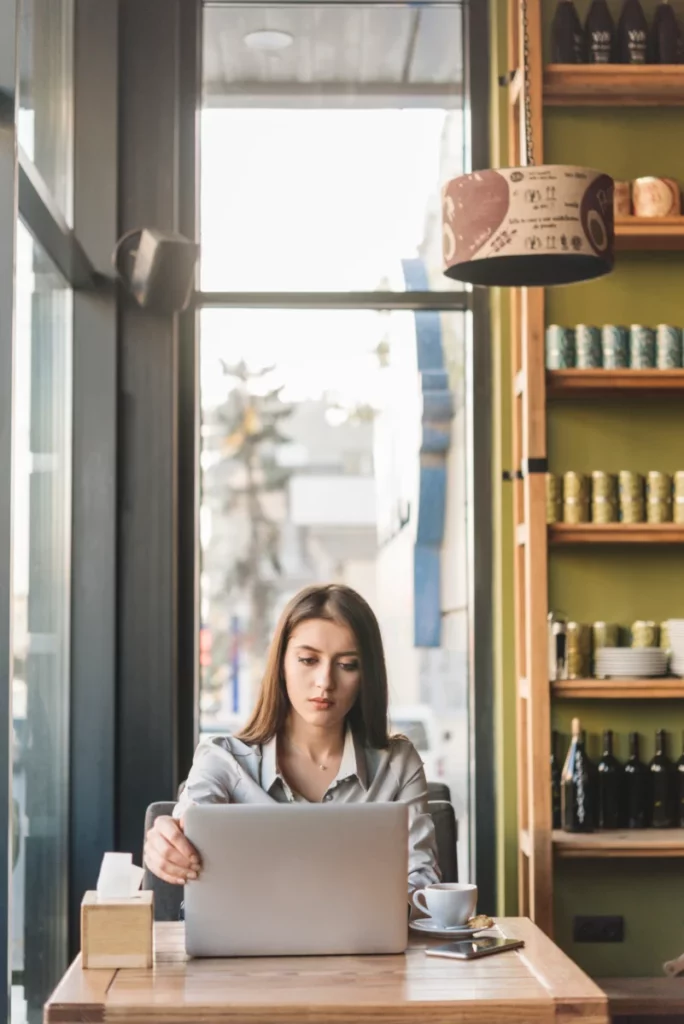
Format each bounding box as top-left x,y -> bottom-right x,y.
0,2 -> 19,1017
463,0 -> 497,915
68,0 -> 119,958
117,0 -> 200,858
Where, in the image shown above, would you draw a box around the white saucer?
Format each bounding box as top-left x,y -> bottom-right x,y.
409,919 -> 486,938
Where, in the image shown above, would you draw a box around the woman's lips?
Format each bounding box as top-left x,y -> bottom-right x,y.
309,698 -> 334,709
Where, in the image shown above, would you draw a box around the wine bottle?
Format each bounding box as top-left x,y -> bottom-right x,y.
597,729 -> 623,829
650,0 -> 681,63
625,731 -> 649,828
585,0 -> 615,64
650,728 -> 676,828
617,0 -> 649,64
676,732 -> 684,827
551,730 -> 562,829
551,1 -> 585,64
561,718 -> 594,832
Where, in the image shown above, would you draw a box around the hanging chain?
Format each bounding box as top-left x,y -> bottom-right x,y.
521,0 -> 535,167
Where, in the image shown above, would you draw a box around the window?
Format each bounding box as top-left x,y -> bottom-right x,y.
12,223 -> 72,1024
199,2 -> 472,880
18,0 -> 75,224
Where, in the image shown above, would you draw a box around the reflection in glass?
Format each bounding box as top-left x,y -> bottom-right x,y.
18,0 -> 75,224
201,4 -> 464,291
12,223 -> 72,1024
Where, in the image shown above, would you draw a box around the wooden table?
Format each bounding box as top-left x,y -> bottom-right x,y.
45,917 -> 608,1024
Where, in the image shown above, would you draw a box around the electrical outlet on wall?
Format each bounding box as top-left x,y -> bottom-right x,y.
573,915 -> 624,943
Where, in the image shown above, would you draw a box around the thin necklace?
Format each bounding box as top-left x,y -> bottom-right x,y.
285,737 -> 340,771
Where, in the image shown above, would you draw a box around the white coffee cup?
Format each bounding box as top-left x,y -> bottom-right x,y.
412,883 -> 478,927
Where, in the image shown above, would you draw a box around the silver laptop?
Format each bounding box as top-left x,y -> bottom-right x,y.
183,802 -> 408,957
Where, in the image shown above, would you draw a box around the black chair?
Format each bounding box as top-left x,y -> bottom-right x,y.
143,789 -> 459,921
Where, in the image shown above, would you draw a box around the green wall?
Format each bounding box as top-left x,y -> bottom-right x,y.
492,0 -> 684,976
546,0 -> 684,980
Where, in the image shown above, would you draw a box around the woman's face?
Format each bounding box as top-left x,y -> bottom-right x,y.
283,617 -> 361,732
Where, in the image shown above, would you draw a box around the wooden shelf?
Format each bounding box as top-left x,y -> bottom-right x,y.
553,829 -> 684,859
549,523 -> 684,545
552,678 -> 684,700
547,369 -> 684,398
599,978 -> 684,1017
615,216 -> 684,252
544,64 -> 684,107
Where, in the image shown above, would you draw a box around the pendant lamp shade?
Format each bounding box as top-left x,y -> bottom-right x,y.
442,165 -> 615,288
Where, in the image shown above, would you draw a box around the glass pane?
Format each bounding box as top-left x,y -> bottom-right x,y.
199,304 -> 471,877
201,3 -> 464,291
18,0 -> 74,224
12,222 -> 72,1024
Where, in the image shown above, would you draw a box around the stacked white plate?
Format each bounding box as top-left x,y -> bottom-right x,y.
667,620 -> 684,677
595,646 -> 669,679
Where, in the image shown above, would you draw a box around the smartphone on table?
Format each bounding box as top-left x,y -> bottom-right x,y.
425,937 -> 525,960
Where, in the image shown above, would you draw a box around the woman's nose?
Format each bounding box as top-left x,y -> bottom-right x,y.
315,662 -> 334,691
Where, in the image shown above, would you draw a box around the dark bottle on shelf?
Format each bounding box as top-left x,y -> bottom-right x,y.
649,0 -> 681,64
585,0 -> 615,64
650,728 -> 676,828
625,731 -> 650,829
551,730 -> 562,829
551,0 -> 585,64
676,732 -> 684,827
597,729 -> 624,829
617,0 -> 649,64
561,718 -> 594,833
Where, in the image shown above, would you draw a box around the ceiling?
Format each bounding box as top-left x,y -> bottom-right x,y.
203,4 -> 464,106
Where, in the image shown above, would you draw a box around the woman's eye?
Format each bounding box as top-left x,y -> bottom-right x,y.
338,661 -> 359,673
298,656 -> 317,666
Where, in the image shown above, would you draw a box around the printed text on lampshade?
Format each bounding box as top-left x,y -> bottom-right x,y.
442,166 -> 615,288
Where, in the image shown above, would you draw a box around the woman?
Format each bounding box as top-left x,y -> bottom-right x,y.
144,584 -> 440,901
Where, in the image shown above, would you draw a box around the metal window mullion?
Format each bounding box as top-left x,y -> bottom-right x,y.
0,1 -> 20,1020
195,290 -> 471,312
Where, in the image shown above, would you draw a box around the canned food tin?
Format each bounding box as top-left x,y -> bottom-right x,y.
591,471 -> 618,523
546,473 -> 562,525
545,326 -> 576,370
656,325 -> 683,370
647,471 -> 672,523
592,471 -> 617,500
631,620 -> 659,649
674,471 -> 684,497
613,181 -> 632,218
592,621 -> 620,650
576,325 -> 602,369
630,326 -> 656,369
620,469 -> 645,523
566,622 -> 591,680
565,471 -> 590,500
564,499 -> 591,524
647,470 -> 672,501
661,621 -> 671,653
602,325 -> 630,369
619,471 -> 644,500
621,500 -> 646,523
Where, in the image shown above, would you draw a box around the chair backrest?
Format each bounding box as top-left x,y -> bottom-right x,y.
143,792 -> 458,921
143,802 -> 183,922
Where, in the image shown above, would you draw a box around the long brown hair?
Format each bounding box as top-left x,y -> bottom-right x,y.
237,584 -> 390,750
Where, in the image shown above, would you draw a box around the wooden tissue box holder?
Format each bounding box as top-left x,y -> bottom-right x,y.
81,890 -> 154,969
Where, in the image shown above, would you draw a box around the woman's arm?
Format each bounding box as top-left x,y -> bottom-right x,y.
173,736 -> 238,818
393,739 -> 441,899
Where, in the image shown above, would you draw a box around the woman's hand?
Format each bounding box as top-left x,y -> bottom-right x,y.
143,815 -> 201,885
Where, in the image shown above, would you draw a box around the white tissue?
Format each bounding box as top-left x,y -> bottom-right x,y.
96,852 -> 145,900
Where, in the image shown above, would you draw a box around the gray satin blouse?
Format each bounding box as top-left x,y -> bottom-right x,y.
173,727 -> 440,898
